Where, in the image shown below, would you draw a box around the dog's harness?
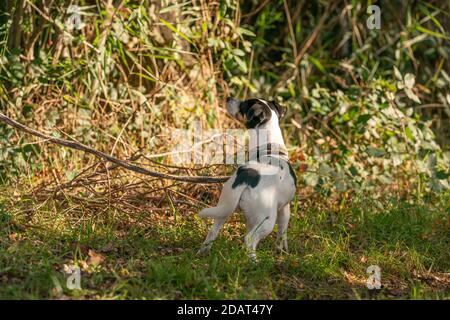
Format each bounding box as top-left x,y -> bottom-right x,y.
249,143 -> 289,163
248,143 -> 297,186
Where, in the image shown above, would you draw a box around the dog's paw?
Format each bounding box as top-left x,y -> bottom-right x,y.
196,245 -> 211,256
247,251 -> 259,264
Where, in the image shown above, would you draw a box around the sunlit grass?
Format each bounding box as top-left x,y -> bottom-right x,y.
0,188 -> 448,300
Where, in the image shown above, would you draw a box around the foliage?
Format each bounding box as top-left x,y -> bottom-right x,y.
0,0 -> 448,196
295,68 -> 449,195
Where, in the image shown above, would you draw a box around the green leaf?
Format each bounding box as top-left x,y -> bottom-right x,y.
308,56 -> 326,73
366,147 -> 385,157
159,18 -> 195,46
436,170 -> 449,180
357,114 -> 371,125
335,180 -> 347,192
404,73 -> 415,89
318,163 -> 333,176
66,170 -> 79,181
232,48 -> 245,56
393,66 -> 402,80
378,174 -> 392,184
237,27 -> 256,37
405,127 -> 415,141
404,88 -> 421,103
416,25 -> 449,40
303,172 -> 319,187
234,56 -> 247,73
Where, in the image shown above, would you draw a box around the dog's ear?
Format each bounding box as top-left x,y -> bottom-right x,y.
270,101 -> 286,119
246,104 -> 271,128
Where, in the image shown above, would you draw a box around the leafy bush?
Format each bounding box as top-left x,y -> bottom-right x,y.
0,0 -> 448,197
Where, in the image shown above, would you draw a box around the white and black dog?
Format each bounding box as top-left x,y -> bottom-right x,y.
198,97 -> 297,260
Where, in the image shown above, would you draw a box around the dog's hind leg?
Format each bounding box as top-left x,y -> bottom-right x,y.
276,204 -> 290,253
197,217 -> 226,255
198,178 -> 245,219
244,212 -> 276,261
197,179 -> 244,255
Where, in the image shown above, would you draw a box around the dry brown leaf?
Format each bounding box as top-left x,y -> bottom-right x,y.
9,233 -> 18,242
87,249 -> 105,266
79,260 -> 89,271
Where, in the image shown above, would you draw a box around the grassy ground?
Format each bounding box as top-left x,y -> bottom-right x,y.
0,187 -> 448,300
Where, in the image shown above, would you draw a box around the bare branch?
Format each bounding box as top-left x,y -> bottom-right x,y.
0,112 -> 230,184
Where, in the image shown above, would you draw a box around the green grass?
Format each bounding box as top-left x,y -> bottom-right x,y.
0,191 -> 448,300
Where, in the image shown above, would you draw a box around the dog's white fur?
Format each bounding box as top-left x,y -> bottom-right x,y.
198,100 -> 296,260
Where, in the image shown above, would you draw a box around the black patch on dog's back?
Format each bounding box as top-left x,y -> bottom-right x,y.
288,163 -> 297,186
232,166 -> 261,189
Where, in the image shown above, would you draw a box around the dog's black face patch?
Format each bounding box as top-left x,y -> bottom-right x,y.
226,98 -> 287,128
242,101 -> 272,129
232,166 -> 261,189
269,100 -> 287,119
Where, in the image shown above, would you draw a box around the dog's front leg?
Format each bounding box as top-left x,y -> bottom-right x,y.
276,204 -> 290,253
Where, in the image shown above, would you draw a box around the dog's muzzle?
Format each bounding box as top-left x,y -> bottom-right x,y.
226,97 -> 241,118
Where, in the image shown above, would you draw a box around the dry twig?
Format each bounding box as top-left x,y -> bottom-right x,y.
0,112 -> 230,184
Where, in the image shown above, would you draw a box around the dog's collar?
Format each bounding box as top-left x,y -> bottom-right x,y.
249,143 -> 289,162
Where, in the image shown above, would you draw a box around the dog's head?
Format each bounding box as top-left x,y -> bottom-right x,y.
226,97 -> 286,129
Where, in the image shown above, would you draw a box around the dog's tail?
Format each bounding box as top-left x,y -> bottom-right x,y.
199,177 -> 246,219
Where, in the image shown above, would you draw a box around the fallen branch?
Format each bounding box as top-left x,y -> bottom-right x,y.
0,112 -> 230,184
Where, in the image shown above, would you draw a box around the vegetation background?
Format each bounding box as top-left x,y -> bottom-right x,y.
0,0 -> 448,299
